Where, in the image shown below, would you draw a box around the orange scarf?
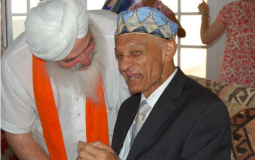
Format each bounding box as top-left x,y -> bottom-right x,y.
33,55 -> 109,160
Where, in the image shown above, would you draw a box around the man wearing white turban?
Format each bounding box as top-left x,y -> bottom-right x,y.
1,0 -> 130,159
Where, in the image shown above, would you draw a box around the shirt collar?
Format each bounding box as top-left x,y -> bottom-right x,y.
141,68 -> 178,108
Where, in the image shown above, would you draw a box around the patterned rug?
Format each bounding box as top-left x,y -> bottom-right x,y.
188,76 -> 255,108
1,130 -> 18,160
188,75 -> 255,160
231,108 -> 255,160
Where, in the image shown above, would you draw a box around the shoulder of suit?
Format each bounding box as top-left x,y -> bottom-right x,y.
184,77 -> 223,103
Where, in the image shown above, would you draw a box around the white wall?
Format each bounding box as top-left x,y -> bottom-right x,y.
206,0 -> 235,80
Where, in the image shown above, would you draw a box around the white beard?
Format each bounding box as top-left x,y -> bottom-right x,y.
46,23 -> 106,103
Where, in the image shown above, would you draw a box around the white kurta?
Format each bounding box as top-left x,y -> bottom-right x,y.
1,10 -> 130,160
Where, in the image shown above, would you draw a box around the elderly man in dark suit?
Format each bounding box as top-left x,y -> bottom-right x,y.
76,7 -> 231,160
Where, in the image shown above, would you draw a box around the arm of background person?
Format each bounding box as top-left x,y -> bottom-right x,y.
5,131 -> 50,160
167,13 -> 186,38
198,1 -> 225,44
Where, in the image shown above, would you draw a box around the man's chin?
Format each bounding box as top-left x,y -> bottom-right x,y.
128,88 -> 141,95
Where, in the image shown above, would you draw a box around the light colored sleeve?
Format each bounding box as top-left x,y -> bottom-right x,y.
88,10 -> 130,144
88,10 -> 130,110
216,2 -> 233,24
1,57 -> 35,134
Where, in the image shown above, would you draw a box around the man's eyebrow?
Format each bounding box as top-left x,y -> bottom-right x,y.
130,43 -> 141,48
85,36 -> 93,50
115,43 -> 142,53
62,57 -> 76,62
62,36 -> 93,62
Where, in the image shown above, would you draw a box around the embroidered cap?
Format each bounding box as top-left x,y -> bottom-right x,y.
115,7 -> 178,40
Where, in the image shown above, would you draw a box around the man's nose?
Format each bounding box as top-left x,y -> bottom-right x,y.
119,56 -> 134,72
79,52 -> 91,66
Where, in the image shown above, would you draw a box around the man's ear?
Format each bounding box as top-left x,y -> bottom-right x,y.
162,39 -> 177,63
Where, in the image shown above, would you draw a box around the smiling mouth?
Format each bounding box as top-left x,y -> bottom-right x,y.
127,74 -> 141,81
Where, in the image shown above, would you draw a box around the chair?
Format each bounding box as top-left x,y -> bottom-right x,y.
189,75 -> 255,160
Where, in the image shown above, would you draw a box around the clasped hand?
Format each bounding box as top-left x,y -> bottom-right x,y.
198,0 -> 209,15
77,141 -> 120,160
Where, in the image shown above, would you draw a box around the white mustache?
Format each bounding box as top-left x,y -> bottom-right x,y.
71,49 -> 96,71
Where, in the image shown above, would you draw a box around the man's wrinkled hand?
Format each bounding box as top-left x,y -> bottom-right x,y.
76,141 -> 120,160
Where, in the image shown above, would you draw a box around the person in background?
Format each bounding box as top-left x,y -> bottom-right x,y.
1,0 -> 130,159
129,0 -> 186,38
1,1 -> 6,56
76,7 -> 231,160
198,0 -> 255,88
102,0 -> 135,14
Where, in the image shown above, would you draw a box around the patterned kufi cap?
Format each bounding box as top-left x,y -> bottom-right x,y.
25,0 -> 89,61
115,7 -> 178,40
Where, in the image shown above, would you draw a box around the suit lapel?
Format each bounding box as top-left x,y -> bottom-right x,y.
127,93 -> 177,160
127,68 -> 187,160
112,94 -> 141,155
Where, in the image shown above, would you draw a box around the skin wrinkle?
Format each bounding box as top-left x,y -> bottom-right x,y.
115,34 -> 176,98
56,30 -> 95,70
62,38 -> 88,62
146,38 -> 163,97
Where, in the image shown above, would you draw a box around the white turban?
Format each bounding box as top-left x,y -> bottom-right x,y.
25,0 -> 89,61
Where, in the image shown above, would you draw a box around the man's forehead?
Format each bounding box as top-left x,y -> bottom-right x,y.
115,33 -> 162,45
116,33 -> 150,41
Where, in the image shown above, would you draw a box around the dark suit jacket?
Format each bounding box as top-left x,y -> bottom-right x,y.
111,68 -> 231,160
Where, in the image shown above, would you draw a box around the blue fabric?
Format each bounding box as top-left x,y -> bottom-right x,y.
103,5 -> 112,10
115,7 -> 178,40
102,0 -> 135,14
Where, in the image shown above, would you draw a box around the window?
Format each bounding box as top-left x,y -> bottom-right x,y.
10,0 -> 40,40
6,0 -> 207,78
6,0 -> 101,44
4,0 -> 40,46
87,0 -> 207,78
162,0 -> 207,78
87,0 -> 105,10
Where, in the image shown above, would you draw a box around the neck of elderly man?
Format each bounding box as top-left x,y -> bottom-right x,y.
115,33 -> 177,98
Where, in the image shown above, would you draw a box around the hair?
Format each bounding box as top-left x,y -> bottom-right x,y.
45,20 -> 107,103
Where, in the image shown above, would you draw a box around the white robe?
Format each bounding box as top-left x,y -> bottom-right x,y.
1,10 -> 130,160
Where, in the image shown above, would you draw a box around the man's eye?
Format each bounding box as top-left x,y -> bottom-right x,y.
132,51 -> 141,55
116,54 -> 123,60
63,59 -> 73,63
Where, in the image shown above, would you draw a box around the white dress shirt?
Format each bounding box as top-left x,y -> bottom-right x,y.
1,11 -> 130,160
119,68 -> 178,160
